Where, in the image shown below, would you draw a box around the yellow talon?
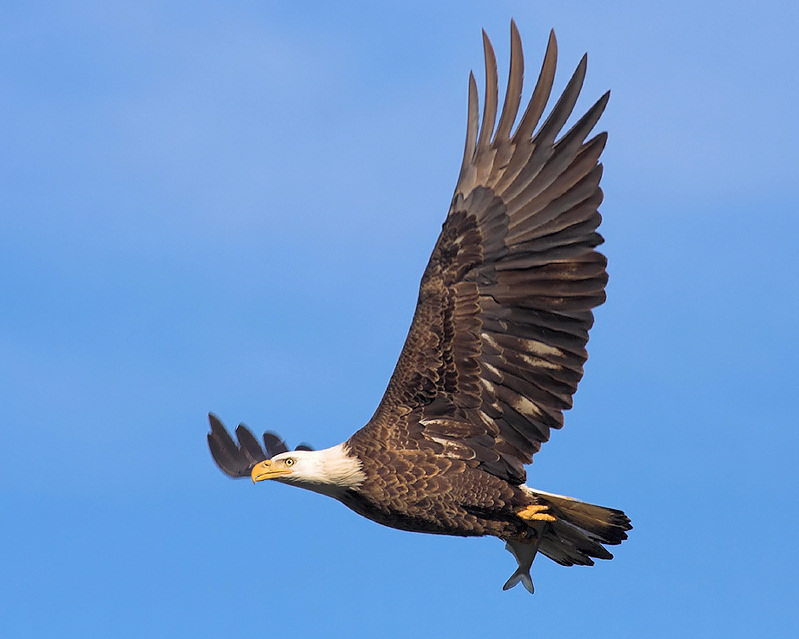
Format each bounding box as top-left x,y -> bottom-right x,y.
517,504 -> 557,522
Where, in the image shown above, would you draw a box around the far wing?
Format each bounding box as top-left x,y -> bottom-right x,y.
207,414 -> 313,478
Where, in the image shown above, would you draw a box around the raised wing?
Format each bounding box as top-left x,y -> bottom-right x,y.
351,23 -> 609,484
207,413 -> 313,478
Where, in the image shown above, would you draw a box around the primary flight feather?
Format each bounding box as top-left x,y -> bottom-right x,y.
207,22 -> 631,594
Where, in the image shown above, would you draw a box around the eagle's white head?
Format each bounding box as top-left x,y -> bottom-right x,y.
250,444 -> 365,498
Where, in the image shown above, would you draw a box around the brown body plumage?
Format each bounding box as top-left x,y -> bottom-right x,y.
208,22 -> 631,593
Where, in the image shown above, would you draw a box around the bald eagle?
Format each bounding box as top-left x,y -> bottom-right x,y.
208,22 -> 631,594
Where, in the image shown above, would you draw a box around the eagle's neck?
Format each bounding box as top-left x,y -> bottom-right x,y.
283,443 -> 366,498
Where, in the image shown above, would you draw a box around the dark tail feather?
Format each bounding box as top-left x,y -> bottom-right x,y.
524,487 -> 632,566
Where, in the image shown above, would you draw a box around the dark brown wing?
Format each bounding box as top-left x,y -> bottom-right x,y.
349,23 -> 608,484
207,414 -> 313,478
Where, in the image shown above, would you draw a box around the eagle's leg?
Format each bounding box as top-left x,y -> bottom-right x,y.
516,504 -> 556,522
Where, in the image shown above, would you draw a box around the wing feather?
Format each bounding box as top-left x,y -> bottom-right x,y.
477,30 -> 499,153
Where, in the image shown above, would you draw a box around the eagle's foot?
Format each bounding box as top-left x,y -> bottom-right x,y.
517,504 -> 556,522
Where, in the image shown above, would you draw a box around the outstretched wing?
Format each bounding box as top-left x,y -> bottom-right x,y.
207,414 -> 313,478
351,23 -> 609,484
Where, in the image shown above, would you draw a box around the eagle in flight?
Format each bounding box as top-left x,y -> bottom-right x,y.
208,21 -> 631,594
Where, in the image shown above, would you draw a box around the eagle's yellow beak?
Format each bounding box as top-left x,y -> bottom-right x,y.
251,460 -> 292,483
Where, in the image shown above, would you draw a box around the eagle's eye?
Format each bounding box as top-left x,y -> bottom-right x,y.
284,458 -> 295,467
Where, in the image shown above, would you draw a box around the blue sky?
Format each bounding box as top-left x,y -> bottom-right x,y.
2,1 -> 798,637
